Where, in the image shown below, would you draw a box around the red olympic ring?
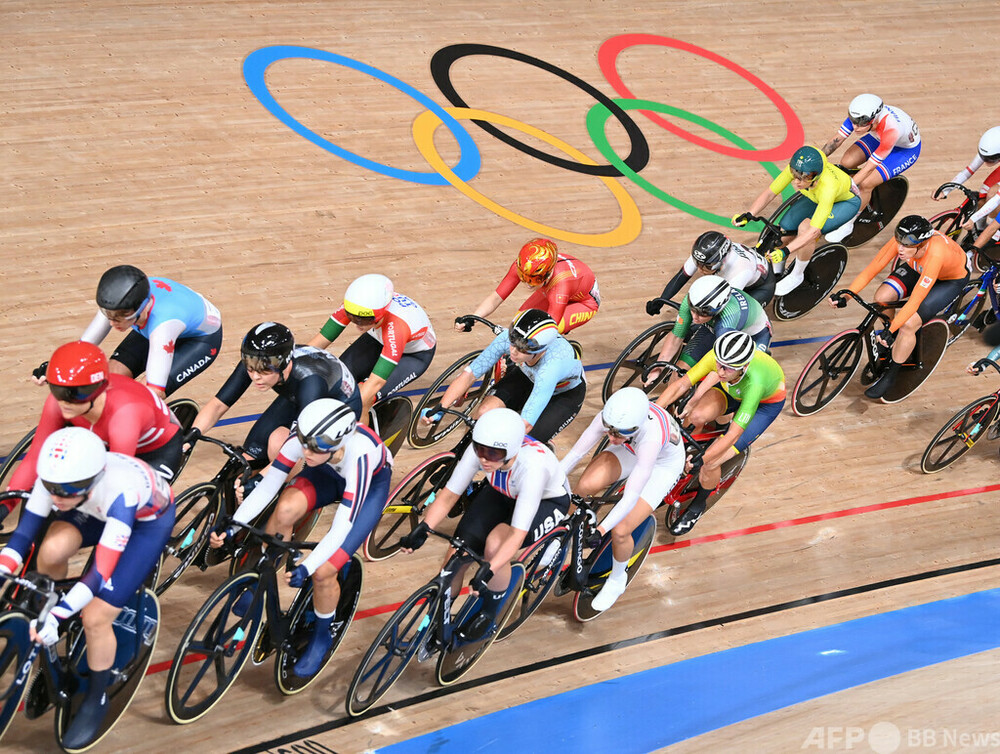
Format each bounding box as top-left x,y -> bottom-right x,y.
597,34 -> 803,162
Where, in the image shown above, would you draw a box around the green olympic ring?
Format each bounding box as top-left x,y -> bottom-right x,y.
586,98 -> 795,232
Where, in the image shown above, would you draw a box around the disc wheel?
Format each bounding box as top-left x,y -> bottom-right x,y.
772,244 -> 848,321
573,517 -> 656,622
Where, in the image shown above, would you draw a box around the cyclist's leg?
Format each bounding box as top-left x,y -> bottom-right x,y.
525,382 -> 586,443
163,330 -> 224,396
684,385 -> 731,435
557,301 -> 599,334
376,347 -> 435,400
452,485 -> 510,592
339,333 -> 382,384
477,367 -> 530,419
136,430 -> 183,482
574,446 -> 625,497
242,395 -> 297,466
108,330 -> 149,379
746,265 -> 776,306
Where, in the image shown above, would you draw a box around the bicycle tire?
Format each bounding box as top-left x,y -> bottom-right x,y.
0,611 -> 34,740
772,243 -> 848,321
601,322 -> 676,402
0,429 -> 36,545
408,351 -> 489,449
346,581 -> 440,717
166,398 -> 200,484
881,319 -> 949,404
921,395 -> 1000,474
841,176 -> 908,248
363,453 -> 455,561
276,555 -> 364,695
436,563 -> 525,685
370,395 -> 413,457
154,481 -> 221,596
164,572 -> 265,724
573,516 -> 656,622
943,279 -> 986,346
792,330 -> 864,416
498,529 -> 569,641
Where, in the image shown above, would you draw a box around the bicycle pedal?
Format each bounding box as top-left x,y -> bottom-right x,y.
416,638 -> 440,663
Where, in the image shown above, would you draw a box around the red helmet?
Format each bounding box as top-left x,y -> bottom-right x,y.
46,341 -> 109,403
516,239 -> 558,286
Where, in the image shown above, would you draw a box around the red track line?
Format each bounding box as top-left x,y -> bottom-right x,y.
143,481 -> 1000,679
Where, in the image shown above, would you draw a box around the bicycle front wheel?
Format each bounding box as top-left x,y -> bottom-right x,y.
921,396 -> 1000,473
601,322 -> 675,402
498,530 -> 568,641
408,351 -> 488,449
0,429 -> 36,545
155,481 -> 221,595
0,612 -> 34,740
792,330 -> 864,416
346,582 -> 440,717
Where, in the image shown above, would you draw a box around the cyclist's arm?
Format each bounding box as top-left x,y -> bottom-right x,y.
439,368 -> 477,413
973,219 -> 1000,249
299,494 -> 355,574
847,238 -> 897,294
81,310 -> 112,345
970,193 -> 1000,226
521,358 -> 574,429
192,396 -> 231,435
747,185 -> 779,217
544,282 -> 572,329
654,368 -> 695,409
145,317 -> 188,396
233,439 -> 301,524
104,402 -> 147,457
655,331 -> 684,365
0,485 -> 51,571
310,308 -> 349,348
658,263 -> 694,302
822,133 -> 848,156
598,439 -> 659,533
702,423 -> 744,469
559,413 -> 605,476
422,447 -> 479,527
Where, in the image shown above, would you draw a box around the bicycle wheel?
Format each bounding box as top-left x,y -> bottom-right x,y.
363,453 -> 455,561
0,612 -> 34,740
436,563 -> 525,685
929,208 -> 962,241
573,516 -> 656,622
772,243 -> 848,321
369,395 -> 412,457
881,319 -> 949,404
164,571 -> 265,724
601,322 -> 676,402
921,395 -> 1000,474
942,279 -> 985,345
841,176 -> 908,248
276,555 -> 364,695
346,582 -> 440,717
154,481 -> 221,596
665,447 -> 752,532
0,429 -> 35,545
791,330 -> 864,417
408,351 -> 488,449
166,398 -> 200,484
498,530 -> 568,641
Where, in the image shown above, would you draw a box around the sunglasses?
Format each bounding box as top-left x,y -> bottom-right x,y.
472,441 -> 507,463
691,306 -> 718,318
243,355 -> 286,374
509,336 -> 544,354
41,473 -> 101,498
100,307 -> 141,325
601,417 -> 639,439
346,312 -> 377,327
790,169 -> 819,183
49,382 -> 105,404
296,430 -> 340,453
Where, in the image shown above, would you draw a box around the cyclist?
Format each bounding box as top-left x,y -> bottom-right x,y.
33,264 -> 223,399
431,309 -> 586,443
648,275 -> 771,383
655,331 -> 785,534
0,427 -> 174,749
462,238 -> 600,334
936,126 -> 1000,223
559,387 -> 686,611
737,145 -> 861,296
210,398 -> 391,677
187,322 -> 360,467
5,342 -> 182,524
646,230 -> 774,312
833,215 -> 969,399
820,93 -> 921,242
400,407 -> 570,641
308,274 -> 436,420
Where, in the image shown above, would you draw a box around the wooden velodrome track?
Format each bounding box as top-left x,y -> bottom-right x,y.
2,0 -> 1000,751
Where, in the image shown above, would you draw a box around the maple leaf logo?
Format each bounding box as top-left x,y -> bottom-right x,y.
154,280 -> 172,292
163,340 -> 175,354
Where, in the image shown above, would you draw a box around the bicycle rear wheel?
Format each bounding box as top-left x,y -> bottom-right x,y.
841,176 -> 908,248
666,447 -> 751,533
921,395 -> 1000,474
369,395 -> 412,457
155,481 -> 221,595
166,397 -> 200,484
601,322 -> 675,402
346,582 -> 439,717
498,530 -> 568,641
436,563 -> 525,685
363,453 -> 455,561
408,351 -> 489,449
792,330 -> 864,416
881,319 -> 949,404
573,516 -> 656,621
164,572 -> 264,724
772,243 -> 848,321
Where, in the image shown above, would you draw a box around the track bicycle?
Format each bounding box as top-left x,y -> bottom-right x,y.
345,527 -> 525,717
920,359 -> 1000,473
0,570 -> 158,752
837,170 -> 909,249
792,289 -> 949,415
164,519 -> 362,723
601,299 -> 680,402
930,181 -> 989,263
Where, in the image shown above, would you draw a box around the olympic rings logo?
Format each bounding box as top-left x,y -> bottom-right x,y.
243,35 -> 804,248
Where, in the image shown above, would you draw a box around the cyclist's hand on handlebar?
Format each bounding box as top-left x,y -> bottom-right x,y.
419,405 -> 444,426
286,564 -> 309,588
30,613 -> 60,646
31,361 -> 49,385
828,293 -> 847,308
399,521 -> 430,553
583,521 -> 604,550
454,316 -> 474,332
470,562 -> 494,594
875,329 -> 896,349
732,212 -> 752,228
182,426 -> 201,453
967,361 -> 984,376
209,523 -> 237,549
645,298 -> 664,316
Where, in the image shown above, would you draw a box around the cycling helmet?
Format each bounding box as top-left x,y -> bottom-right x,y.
343,274 -> 393,322
691,231 -> 731,272
789,145 -> 824,179
508,309 -> 559,354
978,126 -> 1000,163
688,275 -> 732,316
36,427 -> 107,498
96,265 -> 150,315
516,238 -> 558,286
848,93 -> 883,127
241,322 -> 294,373
894,215 -> 934,247
46,341 -> 110,403
601,387 -> 649,438
294,398 -> 356,453
714,330 -> 756,370
471,407 -> 525,463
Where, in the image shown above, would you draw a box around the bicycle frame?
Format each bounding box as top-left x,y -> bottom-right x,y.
947,261 -> 1000,332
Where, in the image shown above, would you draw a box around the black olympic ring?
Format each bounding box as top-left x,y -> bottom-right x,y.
430,43 -> 650,177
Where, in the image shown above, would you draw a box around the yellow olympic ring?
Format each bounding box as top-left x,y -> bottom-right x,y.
412,107 -> 642,248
